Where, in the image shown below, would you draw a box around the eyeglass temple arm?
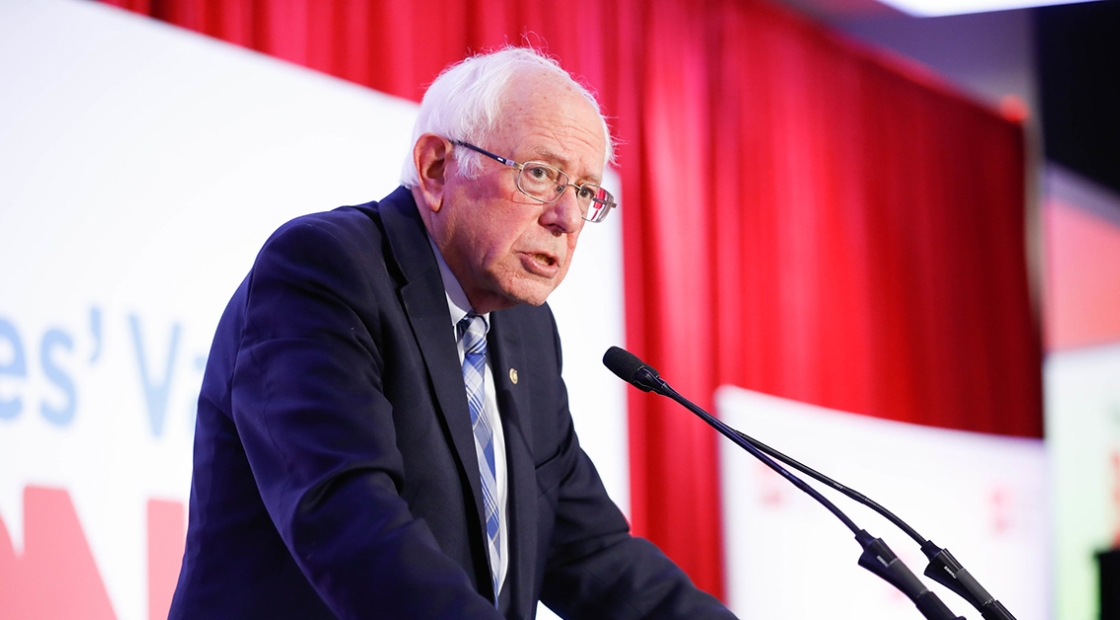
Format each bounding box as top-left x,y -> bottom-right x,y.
450,140 -> 520,169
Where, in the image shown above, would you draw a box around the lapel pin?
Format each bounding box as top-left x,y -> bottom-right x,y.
509,368 -> 519,385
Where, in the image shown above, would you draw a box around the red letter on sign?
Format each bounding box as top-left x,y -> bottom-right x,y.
147,499 -> 185,620
0,486 -> 116,619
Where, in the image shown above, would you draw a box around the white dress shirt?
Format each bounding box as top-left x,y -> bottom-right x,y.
429,238 -> 509,597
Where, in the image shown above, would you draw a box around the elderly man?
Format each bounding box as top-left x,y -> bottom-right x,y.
169,47 -> 735,619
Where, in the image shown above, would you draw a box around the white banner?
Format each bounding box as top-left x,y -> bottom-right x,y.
717,386 -> 1047,619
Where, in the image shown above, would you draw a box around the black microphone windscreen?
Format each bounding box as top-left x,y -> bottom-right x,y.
603,346 -> 645,384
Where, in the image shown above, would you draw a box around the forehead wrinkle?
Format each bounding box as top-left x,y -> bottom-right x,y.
502,74 -> 606,185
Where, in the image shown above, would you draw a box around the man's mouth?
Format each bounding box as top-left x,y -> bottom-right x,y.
520,251 -> 561,276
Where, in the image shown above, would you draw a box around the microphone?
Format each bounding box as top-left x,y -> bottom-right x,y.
602,346 -> 666,393
603,346 -> 971,620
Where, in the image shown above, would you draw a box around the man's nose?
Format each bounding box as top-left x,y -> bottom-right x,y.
541,186 -> 584,234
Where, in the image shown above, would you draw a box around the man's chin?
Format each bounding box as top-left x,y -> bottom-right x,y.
507,288 -> 554,308
499,280 -> 561,310
470,272 -> 565,313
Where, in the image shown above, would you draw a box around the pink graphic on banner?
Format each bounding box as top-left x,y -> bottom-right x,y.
0,486 -> 187,620
754,461 -> 785,508
147,499 -> 185,620
990,485 -> 1012,536
0,487 -> 115,619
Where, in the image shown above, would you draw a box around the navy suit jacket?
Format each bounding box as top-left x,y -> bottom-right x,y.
169,187 -> 734,619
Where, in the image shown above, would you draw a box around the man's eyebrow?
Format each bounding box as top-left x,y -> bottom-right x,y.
531,147 -> 603,185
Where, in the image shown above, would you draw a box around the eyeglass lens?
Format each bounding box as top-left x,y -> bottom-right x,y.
517,163 -> 612,223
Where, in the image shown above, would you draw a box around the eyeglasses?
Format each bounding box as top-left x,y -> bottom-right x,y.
451,140 -> 615,223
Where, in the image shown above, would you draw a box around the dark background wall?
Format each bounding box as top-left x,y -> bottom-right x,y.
1037,1 -> 1120,197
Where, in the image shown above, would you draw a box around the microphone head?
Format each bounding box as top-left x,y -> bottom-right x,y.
603,346 -> 663,393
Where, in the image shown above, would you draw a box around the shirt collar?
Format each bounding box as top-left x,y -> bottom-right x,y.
427,236 -> 490,333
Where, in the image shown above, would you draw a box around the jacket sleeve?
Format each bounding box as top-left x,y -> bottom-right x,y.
230,215 -> 503,619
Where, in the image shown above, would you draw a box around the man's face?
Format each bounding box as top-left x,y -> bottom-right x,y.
425,71 -> 607,314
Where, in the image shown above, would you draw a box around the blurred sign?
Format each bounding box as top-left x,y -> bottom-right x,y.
717,386 -> 1047,619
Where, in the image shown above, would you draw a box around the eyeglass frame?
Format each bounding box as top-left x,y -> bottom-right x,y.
449,140 -> 616,223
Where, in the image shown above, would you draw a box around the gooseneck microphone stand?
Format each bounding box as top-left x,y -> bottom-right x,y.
603,346 -> 988,620
724,430 -> 1015,620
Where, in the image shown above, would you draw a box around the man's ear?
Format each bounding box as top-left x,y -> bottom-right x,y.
413,133 -> 451,213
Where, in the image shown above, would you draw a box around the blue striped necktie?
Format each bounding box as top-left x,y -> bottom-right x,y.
457,313 -> 501,604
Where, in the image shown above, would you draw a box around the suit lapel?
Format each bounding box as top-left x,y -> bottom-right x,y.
488,311 -> 538,619
378,188 -> 487,537
380,188 -> 539,614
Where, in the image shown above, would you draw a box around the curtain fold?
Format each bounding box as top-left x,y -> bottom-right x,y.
100,0 -> 1042,603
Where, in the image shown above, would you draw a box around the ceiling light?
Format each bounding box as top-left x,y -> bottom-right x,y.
877,0 -> 1102,17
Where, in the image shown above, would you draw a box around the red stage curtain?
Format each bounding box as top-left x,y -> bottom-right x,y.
100,0 -> 1042,603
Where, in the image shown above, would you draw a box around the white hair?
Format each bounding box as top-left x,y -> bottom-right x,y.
400,47 -> 614,188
